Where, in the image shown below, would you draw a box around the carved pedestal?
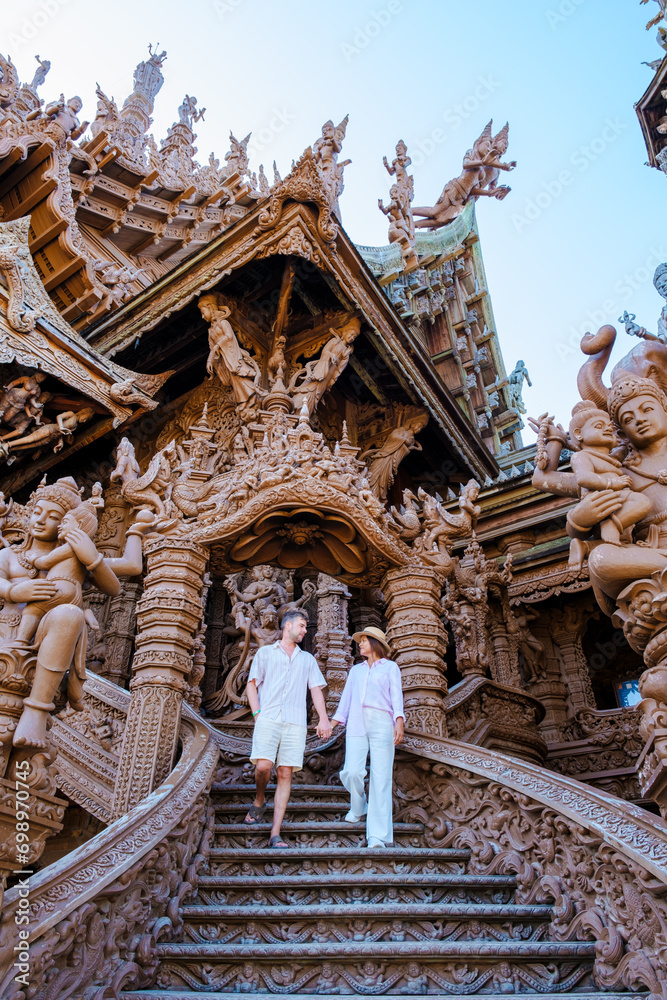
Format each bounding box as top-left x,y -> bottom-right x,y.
112,536 -> 208,818
383,565 -> 448,737
0,646 -> 35,777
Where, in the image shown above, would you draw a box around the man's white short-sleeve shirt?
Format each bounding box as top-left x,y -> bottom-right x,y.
248,641 -> 326,727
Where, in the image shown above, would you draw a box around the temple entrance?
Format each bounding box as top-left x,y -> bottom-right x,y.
200,558 -> 388,723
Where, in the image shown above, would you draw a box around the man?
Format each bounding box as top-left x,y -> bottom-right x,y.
244,609 -> 332,847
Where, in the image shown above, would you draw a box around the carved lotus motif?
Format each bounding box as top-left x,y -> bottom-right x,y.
229,508 -> 367,577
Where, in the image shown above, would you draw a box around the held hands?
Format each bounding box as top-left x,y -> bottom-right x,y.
394,718 -> 404,746
317,717 -> 333,740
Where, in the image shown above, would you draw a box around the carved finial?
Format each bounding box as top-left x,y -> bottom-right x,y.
341,420 -> 351,446
299,399 -> 310,425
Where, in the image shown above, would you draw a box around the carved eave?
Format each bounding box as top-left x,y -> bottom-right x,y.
0,132 -> 105,323
635,54 -> 667,167
86,197 -> 499,481
0,217 -> 171,487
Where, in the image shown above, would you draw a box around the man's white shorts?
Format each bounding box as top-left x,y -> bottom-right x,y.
250,714 -> 307,772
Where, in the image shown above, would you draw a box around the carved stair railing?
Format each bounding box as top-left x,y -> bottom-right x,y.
399,729 -> 667,1000
0,672 -> 219,1000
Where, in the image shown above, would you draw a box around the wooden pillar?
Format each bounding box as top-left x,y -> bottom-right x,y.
315,574 -> 352,715
383,565 -> 448,737
112,535 -> 208,818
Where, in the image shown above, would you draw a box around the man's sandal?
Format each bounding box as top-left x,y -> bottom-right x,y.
268,834 -> 290,848
243,803 -> 267,825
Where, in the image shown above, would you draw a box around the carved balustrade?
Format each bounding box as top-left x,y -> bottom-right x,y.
399,731 -> 667,1000
0,691 -> 218,1000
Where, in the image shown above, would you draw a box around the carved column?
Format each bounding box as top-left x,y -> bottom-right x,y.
202,580 -> 229,700
102,581 -> 143,688
314,574 -> 352,714
112,535 -> 208,818
348,602 -> 383,636
550,604 -> 595,716
90,487 -> 140,688
383,565 -> 448,737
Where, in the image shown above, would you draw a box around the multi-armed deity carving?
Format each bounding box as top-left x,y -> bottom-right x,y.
412,121 -> 516,229
204,568 -> 316,715
0,476 -> 155,772
533,262 -> 667,810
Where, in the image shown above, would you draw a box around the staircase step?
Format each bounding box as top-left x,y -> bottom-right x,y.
123,994 -> 643,1000
157,939 -> 597,959
182,902 -> 549,921
150,939 -> 596,994
215,799 -> 356,816
180,901 -> 553,944
212,782 -> 345,797
206,846 -> 470,877
197,871 -> 518,906
213,820 -> 424,834
213,820 -> 424,849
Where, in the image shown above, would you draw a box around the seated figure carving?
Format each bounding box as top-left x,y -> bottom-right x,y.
0,476 -> 155,751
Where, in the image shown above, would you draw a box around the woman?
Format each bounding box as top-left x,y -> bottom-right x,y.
331,627 -> 404,849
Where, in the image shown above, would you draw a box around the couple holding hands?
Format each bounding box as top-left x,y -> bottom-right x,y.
244,608 -> 404,849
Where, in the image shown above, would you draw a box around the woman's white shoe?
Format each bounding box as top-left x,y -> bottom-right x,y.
344,810 -> 365,822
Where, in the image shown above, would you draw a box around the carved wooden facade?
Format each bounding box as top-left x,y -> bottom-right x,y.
0,44 -> 663,1000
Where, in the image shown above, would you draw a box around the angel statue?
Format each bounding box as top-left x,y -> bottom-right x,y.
361,411 -> 429,501
0,477 -> 155,752
198,292 -> 262,405
412,121 -> 515,230
291,317 -> 361,416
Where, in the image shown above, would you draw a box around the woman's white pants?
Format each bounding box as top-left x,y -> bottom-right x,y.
340,708 -> 395,846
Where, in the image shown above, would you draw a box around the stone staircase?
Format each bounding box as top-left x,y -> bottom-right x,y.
120,778 -> 630,999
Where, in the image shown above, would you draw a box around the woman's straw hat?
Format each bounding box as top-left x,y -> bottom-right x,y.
351,626 -> 391,657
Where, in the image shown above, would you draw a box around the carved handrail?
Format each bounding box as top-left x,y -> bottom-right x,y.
401,730 -> 667,998
0,677 -> 219,1000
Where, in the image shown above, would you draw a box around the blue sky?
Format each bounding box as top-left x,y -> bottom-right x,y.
6,0 -> 665,441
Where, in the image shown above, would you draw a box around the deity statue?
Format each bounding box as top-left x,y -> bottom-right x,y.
0,477 -> 155,752
291,317 -> 361,415
380,139 -> 415,258
412,121 -> 515,229
44,94 -> 87,142
177,94 -> 205,128
533,306 -> 667,788
313,115 -> 350,214
361,411 -> 428,500
620,263 -> 667,344
0,406 -> 95,462
199,292 -> 262,404
507,359 -> 532,414
568,400 -> 651,546
30,55 -> 51,92
0,372 -> 48,438
110,437 -> 141,486
204,568 -> 315,714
